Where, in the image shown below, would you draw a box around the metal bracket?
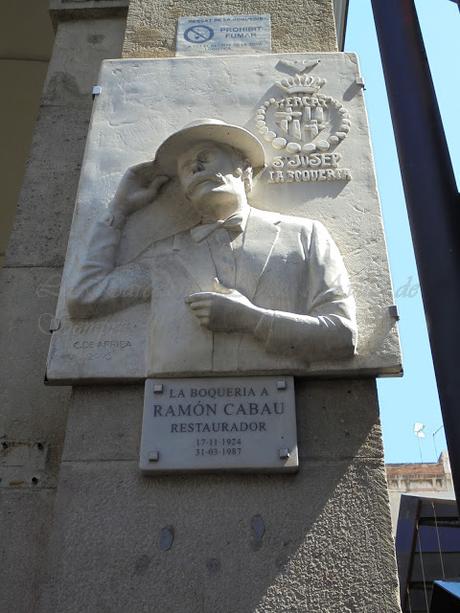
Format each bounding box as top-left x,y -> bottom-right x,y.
92,85 -> 102,99
388,305 -> 400,321
49,317 -> 61,332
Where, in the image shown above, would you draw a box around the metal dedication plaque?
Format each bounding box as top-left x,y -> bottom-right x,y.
140,377 -> 298,474
176,14 -> 271,57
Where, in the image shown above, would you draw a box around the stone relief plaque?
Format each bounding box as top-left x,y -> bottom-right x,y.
140,377 -> 298,473
46,53 -> 402,383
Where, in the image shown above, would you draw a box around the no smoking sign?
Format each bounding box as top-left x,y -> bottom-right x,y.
177,14 -> 271,56
184,25 -> 214,44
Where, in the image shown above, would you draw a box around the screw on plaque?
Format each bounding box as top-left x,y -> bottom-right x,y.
276,380 -> 287,390
159,526 -> 174,551
279,448 -> 290,459
153,384 -> 164,394
148,451 -> 160,462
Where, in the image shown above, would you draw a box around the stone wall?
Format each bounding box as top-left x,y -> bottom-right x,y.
38,380 -> 400,612
123,0 -> 338,58
0,6 -> 127,611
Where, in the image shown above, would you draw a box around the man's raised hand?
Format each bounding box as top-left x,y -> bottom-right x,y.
110,161 -> 170,217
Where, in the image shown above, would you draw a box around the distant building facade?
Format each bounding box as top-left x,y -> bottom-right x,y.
386,451 -> 454,534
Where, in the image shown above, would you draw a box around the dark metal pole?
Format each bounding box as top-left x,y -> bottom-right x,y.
371,0 -> 460,512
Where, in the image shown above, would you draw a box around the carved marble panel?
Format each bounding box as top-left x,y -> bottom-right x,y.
46,53 -> 401,382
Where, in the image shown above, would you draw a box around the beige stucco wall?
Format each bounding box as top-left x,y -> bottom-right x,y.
0,5 -> 128,610
0,0 -> 54,267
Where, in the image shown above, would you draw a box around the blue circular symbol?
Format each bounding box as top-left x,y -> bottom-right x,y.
184,25 -> 214,44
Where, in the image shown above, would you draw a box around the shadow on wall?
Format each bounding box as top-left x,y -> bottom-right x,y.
37,379 -> 397,612
0,0 -> 54,267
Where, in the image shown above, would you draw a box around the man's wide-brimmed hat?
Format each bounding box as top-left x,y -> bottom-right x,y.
154,118 -> 266,176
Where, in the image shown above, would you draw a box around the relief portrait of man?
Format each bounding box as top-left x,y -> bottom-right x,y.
67,118 -> 357,376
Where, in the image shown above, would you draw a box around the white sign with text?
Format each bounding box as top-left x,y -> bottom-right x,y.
176,14 -> 271,56
140,377 -> 298,473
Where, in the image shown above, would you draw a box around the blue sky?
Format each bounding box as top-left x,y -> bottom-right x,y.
345,1 -> 460,463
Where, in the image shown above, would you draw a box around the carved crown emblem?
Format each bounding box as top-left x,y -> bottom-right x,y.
275,75 -> 326,95
255,72 -> 351,155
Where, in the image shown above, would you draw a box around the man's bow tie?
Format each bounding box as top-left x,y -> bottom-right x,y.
190,213 -> 245,243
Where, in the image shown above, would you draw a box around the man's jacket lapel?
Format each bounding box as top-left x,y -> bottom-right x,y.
236,208 -> 281,301
172,230 -> 217,292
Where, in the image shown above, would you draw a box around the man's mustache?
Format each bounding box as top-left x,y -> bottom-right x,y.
185,173 -> 225,197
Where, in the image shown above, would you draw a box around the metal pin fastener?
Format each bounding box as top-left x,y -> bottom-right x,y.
388,305 -> 400,321
276,380 -> 287,390
49,317 -> 61,332
153,384 -> 164,394
148,451 -> 160,462
356,76 -> 365,88
279,448 -> 290,460
92,85 -> 102,98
